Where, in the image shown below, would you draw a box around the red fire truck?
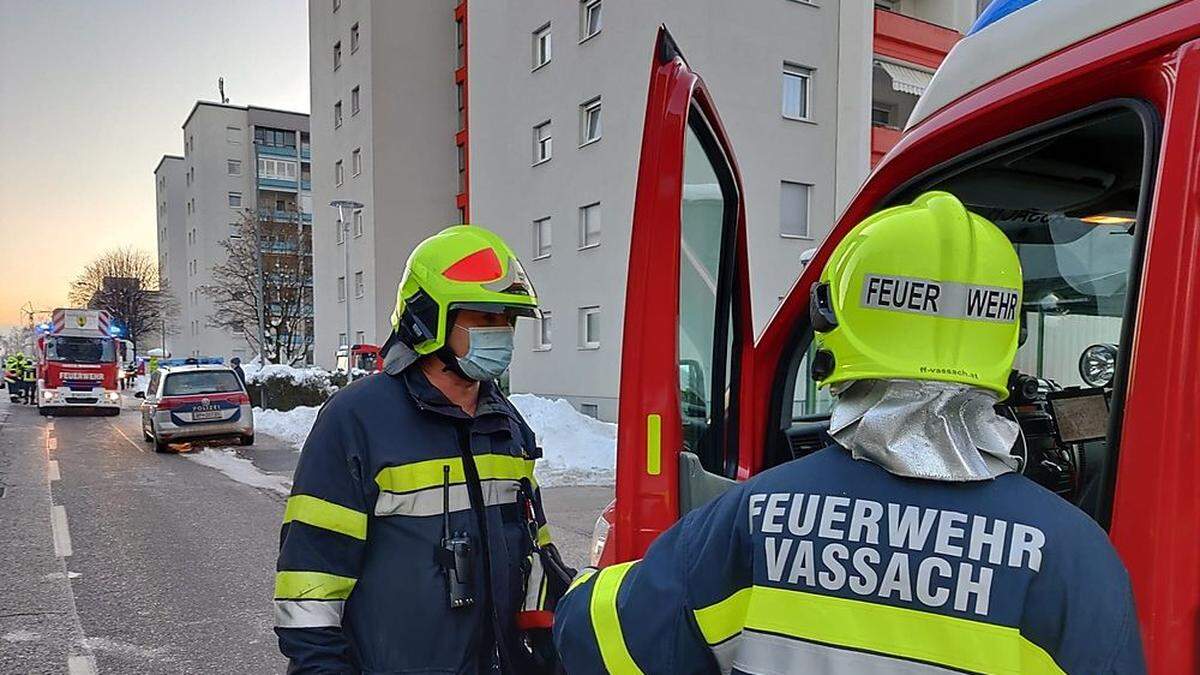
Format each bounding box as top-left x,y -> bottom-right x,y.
598,2 -> 1199,671
36,308 -> 122,416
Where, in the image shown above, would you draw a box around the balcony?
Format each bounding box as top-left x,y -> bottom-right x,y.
258,209 -> 312,223
873,8 -> 961,70
301,147 -> 311,161
300,180 -> 312,191
256,144 -> 298,158
258,177 -> 298,191
871,123 -> 903,167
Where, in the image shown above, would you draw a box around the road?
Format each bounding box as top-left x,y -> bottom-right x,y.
0,394 -> 611,674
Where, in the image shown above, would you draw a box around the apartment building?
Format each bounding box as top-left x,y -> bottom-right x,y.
155,102 -> 314,363
309,0 -> 975,420
154,154 -> 187,340
308,0 -> 460,366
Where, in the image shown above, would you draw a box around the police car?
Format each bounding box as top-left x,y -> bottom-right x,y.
137,362 -> 254,453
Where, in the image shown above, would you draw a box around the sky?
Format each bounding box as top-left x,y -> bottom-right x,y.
0,0 -> 310,331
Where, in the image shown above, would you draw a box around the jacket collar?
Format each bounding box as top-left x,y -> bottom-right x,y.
395,355 -> 518,424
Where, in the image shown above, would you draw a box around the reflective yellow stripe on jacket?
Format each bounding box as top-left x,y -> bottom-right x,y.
692,585 -> 1065,675
588,561 -> 644,675
283,494 -> 367,540
373,453 -> 537,518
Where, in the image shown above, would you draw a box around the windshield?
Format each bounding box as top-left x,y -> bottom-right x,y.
46,336 -> 116,364
163,371 -> 244,396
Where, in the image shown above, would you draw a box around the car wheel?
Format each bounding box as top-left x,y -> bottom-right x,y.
239,434 -> 255,446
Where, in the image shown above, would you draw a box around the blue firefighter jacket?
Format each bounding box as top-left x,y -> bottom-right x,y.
555,446 -> 1144,674
274,365 -> 551,674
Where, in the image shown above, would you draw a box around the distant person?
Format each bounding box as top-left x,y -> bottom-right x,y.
554,192 -> 1144,674
273,225 -> 573,673
230,357 -> 246,389
20,358 -> 36,405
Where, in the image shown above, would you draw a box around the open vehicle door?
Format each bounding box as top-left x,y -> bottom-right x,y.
610,27 -> 754,562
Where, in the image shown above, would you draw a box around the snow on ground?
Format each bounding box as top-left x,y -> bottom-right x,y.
184,448 -> 292,496
253,405 -> 320,450
249,393 -> 616,487
510,394 -> 616,486
245,362 -> 333,390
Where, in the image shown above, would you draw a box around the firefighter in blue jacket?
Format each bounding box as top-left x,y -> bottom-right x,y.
554,192 -> 1145,674
275,225 -> 567,673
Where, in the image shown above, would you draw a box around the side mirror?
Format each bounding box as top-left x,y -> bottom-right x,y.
134,391 -> 146,399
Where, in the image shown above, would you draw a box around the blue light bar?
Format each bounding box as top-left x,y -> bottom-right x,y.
968,0 -> 1040,35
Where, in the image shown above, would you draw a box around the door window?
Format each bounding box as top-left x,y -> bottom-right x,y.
679,116 -> 738,475
779,104 -> 1157,524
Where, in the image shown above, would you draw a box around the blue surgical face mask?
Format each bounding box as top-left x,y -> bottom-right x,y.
454,325 -> 514,381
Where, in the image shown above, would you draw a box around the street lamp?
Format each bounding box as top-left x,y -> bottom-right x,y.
330,199 -> 364,365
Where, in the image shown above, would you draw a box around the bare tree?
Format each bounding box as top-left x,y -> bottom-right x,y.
68,247 -> 178,345
201,209 -> 313,365
0,326 -> 30,356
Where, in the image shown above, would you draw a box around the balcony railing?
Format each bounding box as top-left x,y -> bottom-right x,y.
256,144 -> 298,158
873,8 -> 961,70
258,209 -> 312,223
871,123 -> 903,167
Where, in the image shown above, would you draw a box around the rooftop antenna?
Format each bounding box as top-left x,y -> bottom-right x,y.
218,77 -> 229,104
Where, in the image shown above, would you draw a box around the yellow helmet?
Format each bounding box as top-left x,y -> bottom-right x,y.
811,191 -> 1022,399
391,225 -> 539,354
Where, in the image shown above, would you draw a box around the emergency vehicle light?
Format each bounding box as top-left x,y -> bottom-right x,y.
969,0 -> 1040,35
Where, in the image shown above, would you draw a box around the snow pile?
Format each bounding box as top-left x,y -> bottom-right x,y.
247,393 -> 617,487
511,394 -> 616,487
245,363 -> 333,390
254,405 -> 321,449
185,448 -> 292,495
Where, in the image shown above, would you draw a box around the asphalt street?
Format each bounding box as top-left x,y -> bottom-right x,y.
0,394 -> 611,674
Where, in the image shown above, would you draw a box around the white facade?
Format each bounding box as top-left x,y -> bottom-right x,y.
308,0 -> 975,420
156,102 -> 312,363
309,0 -> 460,368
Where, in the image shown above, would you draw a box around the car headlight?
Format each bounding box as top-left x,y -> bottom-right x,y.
106,391 -> 121,401
589,512 -> 612,568
42,390 -> 54,400
1078,343 -> 1118,388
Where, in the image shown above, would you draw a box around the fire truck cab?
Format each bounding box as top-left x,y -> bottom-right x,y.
335,343 -> 382,379
603,2 -> 1200,671
36,308 -> 122,416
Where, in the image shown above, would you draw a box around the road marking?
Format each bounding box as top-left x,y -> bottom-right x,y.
51,505 -> 73,558
49,460 -> 60,482
48,420 -> 55,432
47,436 -> 57,451
108,423 -> 147,454
68,654 -> 98,675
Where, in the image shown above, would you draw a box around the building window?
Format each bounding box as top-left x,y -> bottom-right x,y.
338,332 -> 347,347
457,144 -> 466,193
226,126 -> 241,144
456,18 -> 465,69
580,403 -> 599,418
351,86 -> 360,115
456,82 -> 466,131
352,148 -> 362,176
254,128 -> 297,148
533,23 -> 552,69
458,206 -> 467,224
875,0 -> 899,10
228,192 -> 242,208
355,330 -> 365,344
782,64 -> 813,121
580,1 -> 602,41
871,103 -> 896,128
354,271 -> 364,298
258,158 -> 298,180
337,276 -> 346,302
350,22 -> 360,52
780,181 -> 811,238
227,159 -> 242,176
533,217 -> 551,259
533,121 -> 552,164
333,41 -> 342,70
229,222 -> 242,239
336,218 -> 345,244
334,101 -> 343,127
579,202 -> 601,248
332,0 -> 340,11
580,97 -> 602,145
535,311 -> 552,350
335,160 -> 344,186
579,306 -> 600,349
353,209 -> 364,237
